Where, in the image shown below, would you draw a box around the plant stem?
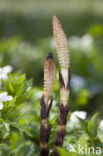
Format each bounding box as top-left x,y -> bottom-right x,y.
40,52 -> 56,156
52,70 -> 70,156
40,95 -> 53,156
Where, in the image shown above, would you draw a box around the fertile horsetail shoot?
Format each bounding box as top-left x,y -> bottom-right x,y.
44,52 -> 56,108
52,15 -> 70,156
40,52 -> 56,156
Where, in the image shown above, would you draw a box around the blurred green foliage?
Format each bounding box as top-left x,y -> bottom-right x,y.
0,0 -> 103,155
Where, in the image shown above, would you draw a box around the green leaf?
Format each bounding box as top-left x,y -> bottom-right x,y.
76,133 -> 88,154
0,122 -> 10,139
77,116 -> 87,131
0,143 -> 11,156
1,72 -> 32,121
87,113 -> 99,139
10,122 -> 33,137
57,148 -> 69,156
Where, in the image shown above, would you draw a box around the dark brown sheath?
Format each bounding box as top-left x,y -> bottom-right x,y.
40,95 -> 53,156
52,70 -> 70,156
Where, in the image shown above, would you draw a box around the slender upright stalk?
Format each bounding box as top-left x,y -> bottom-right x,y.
52,15 -> 70,156
40,52 -> 56,156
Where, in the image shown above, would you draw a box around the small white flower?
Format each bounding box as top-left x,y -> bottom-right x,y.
0,102 -> 3,110
99,120 -> 103,132
69,36 -> 80,48
0,92 -> 13,110
70,74 -> 86,92
0,73 -> 8,81
0,65 -> 13,82
3,65 -> 13,74
70,111 -> 87,124
69,34 -> 93,51
80,34 -> 93,50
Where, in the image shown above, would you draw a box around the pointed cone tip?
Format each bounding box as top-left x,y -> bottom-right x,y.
52,14 -> 61,28
53,14 -> 59,20
46,52 -> 53,60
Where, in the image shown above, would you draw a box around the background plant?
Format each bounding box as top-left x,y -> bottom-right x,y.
0,0 -> 103,155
